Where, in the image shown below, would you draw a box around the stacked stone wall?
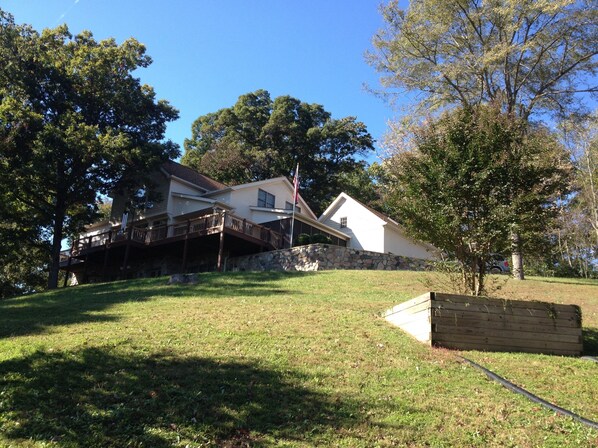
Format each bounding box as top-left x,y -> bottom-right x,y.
228,244 -> 430,272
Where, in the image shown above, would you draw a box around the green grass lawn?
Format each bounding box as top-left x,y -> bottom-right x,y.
0,271 -> 597,447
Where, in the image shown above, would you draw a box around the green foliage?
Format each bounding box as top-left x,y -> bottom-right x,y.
370,0 -> 598,279
293,233 -> 332,246
369,0 -> 598,120
182,89 -> 375,214
0,10 -> 179,289
295,233 -> 311,246
0,226 -> 48,299
384,105 -> 571,295
310,234 -> 332,244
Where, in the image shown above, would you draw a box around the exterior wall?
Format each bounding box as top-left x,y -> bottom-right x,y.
109,172 -> 171,223
137,172 -> 171,220
169,177 -> 204,196
320,196 -> 385,252
170,196 -> 214,220
209,179 -> 311,224
167,177 -> 206,219
384,227 -> 436,260
248,208 -> 291,225
109,192 -> 127,223
228,244 -> 430,272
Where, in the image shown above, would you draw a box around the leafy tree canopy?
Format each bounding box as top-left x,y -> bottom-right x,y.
369,0 -> 598,120
0,10 -> 179,289
182,90 -> 375,215
384,105 -> 571,295
370,0 -> 597,279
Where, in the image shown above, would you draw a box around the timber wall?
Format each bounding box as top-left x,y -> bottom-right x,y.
384,292 -> 583,356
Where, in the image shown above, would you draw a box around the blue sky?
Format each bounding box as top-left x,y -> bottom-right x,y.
4,1 -> 398,163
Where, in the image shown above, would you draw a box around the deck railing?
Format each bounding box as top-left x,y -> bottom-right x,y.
71,212 -> 282,256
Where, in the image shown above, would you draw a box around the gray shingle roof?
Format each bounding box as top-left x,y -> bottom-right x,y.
162,160 -> 227,192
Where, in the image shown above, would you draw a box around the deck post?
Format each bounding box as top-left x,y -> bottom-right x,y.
217,212 -> 226,271
63,243 -> 74,288
121,226 -> 133,279
101,230 -> 112,281
181,220 -> 191,273
82,253 -> 89,284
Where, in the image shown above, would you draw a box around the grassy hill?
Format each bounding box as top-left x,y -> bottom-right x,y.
0,271 -> 597,447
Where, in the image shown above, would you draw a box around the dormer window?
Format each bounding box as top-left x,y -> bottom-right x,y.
340,217 -> 347,228
258,189 -> 275,208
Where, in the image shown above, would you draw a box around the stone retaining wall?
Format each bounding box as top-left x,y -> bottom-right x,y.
227,244 -> 431,272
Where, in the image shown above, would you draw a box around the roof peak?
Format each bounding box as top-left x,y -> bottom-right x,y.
161,160 -> 228,192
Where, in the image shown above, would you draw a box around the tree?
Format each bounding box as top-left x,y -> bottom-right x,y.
0,10 -> 179,289
182,90 -> 374,215
568,113 -> 598,247
369,0 -> 598,279
0,192 -> 49,298
384,105 -> 570,295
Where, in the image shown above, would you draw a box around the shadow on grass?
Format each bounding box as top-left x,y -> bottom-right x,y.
582,327 -> 598,356
0,348 -> 359,447
0,271 -> 311,339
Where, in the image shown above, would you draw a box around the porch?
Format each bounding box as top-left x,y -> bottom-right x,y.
61,211 -> 283,283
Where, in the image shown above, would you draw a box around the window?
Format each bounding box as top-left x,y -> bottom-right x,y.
285,201 -> 301,213
258,189 -> 275,208
340,217 -> 347,228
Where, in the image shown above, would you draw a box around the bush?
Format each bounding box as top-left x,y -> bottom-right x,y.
295,234 -> 311,246
310,234 -> 332,244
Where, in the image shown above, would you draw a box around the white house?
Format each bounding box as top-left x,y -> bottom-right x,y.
64,161 -> 348,282
319,192 -> 437,260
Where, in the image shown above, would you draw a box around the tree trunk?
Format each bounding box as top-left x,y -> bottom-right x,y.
511,232 -> 525,280
48,205 -> 66,289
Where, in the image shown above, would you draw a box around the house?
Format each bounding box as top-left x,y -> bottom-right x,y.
318,192 -> 437,260
62,161 -> 348,283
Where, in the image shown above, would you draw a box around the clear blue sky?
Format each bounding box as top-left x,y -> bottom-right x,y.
4,0 -> 398,163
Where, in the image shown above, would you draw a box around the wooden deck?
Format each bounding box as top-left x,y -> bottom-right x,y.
69,211 -> 282,257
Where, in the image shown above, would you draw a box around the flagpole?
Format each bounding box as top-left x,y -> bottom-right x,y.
290,201 -> 296,248
289,164 -> 299,248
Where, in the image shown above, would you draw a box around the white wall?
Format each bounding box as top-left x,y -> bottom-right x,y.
321,196 -> 386,252
383,227 -> 436,260
211,179 -> 304,224
170,196 -> 215,219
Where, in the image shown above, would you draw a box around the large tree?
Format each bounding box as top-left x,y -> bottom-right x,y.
0,10 -> 179,289
385,105 -> 570,295
369,0 -> 598,279
182,90 -> 375,214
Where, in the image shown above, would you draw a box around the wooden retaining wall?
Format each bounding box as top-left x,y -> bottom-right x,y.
384,292 -> 583,356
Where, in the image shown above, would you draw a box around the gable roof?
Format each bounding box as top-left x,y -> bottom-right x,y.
319,192 -> 394,224
161,160 -> 228,192
320,192 -> 438,252
205,176 -> 318,220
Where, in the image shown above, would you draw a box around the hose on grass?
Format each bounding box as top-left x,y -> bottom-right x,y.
459,356 -> 598,431
581,356 -> 598,363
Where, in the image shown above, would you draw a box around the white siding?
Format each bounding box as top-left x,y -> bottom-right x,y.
321,193 -> 437,259
210,179 -> 304,224
170,196 -> 214,218
383,227 -> 436,260
321,196 -> 385,252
